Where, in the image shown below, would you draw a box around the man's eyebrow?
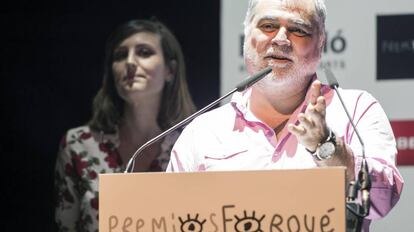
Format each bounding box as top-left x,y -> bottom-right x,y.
288,18 -> 313,29
256,16 -> 313,30
256,15 -> 280,24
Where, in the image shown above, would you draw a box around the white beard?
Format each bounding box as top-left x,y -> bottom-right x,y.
244,43 -> 320,98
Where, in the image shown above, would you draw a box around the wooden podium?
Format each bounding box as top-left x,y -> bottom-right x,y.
100,167 -> 346,231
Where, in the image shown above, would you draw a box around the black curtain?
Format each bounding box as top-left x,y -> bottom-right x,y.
1,0 -> 220,230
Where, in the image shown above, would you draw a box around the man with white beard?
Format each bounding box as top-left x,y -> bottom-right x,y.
167,0 -> 403,230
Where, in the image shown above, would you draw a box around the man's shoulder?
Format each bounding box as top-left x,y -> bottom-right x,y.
338,88 -> 376,101
339,88 -> 366,94
184,103 -> 236,131
193,103 -> 235,122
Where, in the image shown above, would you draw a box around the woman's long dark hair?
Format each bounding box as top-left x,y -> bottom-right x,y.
89,19 -> 196,133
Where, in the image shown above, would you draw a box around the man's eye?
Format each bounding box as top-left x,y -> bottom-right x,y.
290,28 -> 310,37
259,23 -> 278,32
136,48 -> 154,58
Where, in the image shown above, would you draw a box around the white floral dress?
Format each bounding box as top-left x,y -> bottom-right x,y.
54,125 -> 179,232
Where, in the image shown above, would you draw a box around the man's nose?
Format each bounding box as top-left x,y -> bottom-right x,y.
271,27 -> 291,46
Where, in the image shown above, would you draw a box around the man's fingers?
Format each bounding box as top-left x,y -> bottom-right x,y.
287,124 -> 306,136
315,96 -> 326,114
309,80 -> 322,105
298,113 -> 314,128
308,96 -> 326,118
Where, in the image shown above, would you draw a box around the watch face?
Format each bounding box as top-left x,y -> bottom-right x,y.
318,142 -> 336,159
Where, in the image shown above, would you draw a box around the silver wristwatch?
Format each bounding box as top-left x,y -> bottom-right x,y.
312,128 -> 337,160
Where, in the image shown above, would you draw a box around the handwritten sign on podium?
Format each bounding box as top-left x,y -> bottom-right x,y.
100,167 -> 345,231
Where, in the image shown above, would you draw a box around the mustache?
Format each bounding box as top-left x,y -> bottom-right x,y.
262,46 -> 293,61
265,46 -> 292,56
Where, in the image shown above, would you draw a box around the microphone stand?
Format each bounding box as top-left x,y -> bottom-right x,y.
124,66 -> 272,173
324,68 -> 371,232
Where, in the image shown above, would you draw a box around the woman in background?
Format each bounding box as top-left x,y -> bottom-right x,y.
54,19 -> 196,231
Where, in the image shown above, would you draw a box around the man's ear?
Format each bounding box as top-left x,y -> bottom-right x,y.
166,59 -> 177,82
319,31 -> 326,52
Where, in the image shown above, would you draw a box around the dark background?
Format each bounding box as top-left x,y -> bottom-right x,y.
1,0 -> 220,230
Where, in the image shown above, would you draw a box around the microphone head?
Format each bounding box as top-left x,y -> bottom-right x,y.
323,68 -> 339,89
235,66 -> 272,91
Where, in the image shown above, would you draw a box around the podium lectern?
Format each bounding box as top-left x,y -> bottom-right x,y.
100,167 -> 345,231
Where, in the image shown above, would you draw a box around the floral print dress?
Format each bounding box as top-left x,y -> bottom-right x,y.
54,125 -> 178,232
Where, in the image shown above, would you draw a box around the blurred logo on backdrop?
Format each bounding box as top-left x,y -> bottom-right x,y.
320,29 -> 348,71
377,14 -> 414,80
391,121 -> 414,165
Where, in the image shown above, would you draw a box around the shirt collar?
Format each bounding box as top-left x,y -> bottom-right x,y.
230,74 -> 333,127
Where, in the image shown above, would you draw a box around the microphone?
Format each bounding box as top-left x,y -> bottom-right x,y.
324,68 -> 371,232
124,66 -> 272,173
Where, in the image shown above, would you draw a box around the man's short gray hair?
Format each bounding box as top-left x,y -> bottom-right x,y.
243,0 -> 327,36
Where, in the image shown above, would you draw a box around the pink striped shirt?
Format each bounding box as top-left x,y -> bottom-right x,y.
167,83 -> 403,222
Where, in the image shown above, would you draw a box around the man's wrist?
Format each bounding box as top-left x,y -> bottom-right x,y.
306,128 -> 337,160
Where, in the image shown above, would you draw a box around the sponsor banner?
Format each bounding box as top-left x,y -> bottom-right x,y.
391,120 -> 414,165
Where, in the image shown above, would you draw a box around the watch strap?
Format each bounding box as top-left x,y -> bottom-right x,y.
305,128 -> 336,160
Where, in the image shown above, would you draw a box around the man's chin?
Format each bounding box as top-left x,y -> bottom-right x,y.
268,66 -> 293,78
267,59 -> 293,68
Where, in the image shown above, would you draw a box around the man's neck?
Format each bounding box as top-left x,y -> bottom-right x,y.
249,84 -> 309,129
